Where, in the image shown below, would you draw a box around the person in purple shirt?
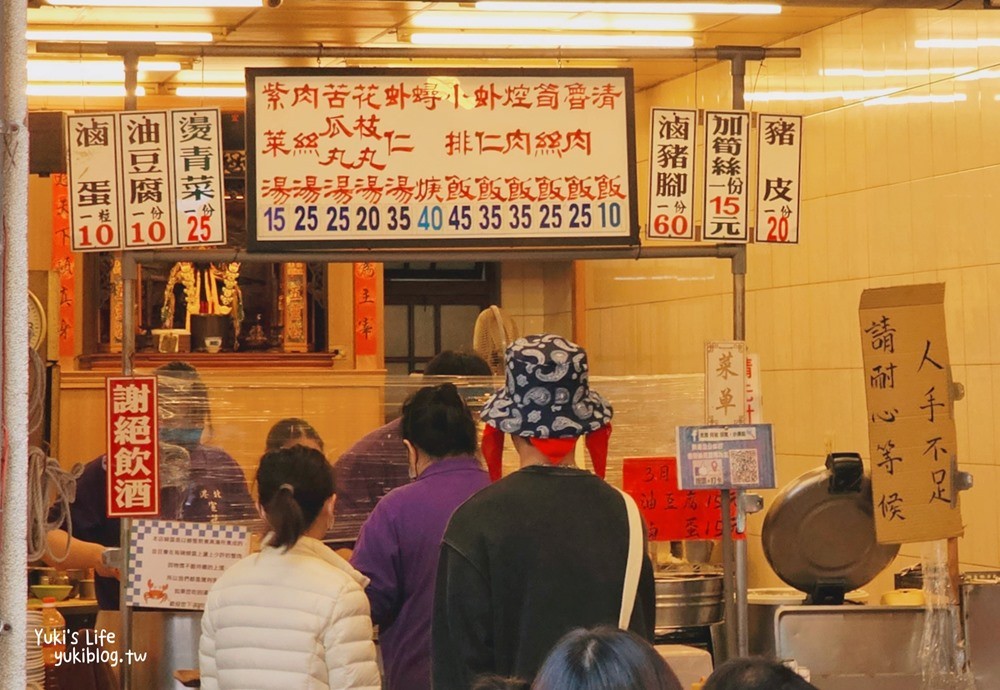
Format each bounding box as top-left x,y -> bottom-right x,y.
350,382 -> 491,690
44,362 -> 255,611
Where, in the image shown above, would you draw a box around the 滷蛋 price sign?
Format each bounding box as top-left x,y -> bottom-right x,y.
247,68 -> 638,251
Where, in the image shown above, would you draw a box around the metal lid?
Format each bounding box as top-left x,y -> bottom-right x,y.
761,459 -> 899,594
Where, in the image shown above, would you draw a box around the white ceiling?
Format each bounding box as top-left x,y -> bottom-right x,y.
26,0 -> 868,110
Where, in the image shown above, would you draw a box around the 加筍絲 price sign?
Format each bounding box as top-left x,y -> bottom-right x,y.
246,68 -> 638,251
647,108 -> 696,241
702,110 -> 750,243
755,114 -> 802,244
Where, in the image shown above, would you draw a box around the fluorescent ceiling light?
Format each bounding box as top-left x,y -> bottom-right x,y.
821,67 -> 974,77
476,2 -> 780,15
175,69 -> 246,84
745,88 -> 899,102
175,86 -> 247,98
45,0 -> 260,5
27,84 -> 147,96
408,32 -> 694,48
915,38 -> 1000,48
26,29 -> 213,43
28,59 -> 181,81
864,93 -> 967,106
412,11 -> 692,31
957,69 -> 1000,81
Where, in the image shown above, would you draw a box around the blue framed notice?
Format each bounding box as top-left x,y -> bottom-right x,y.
676,424 -> 776,490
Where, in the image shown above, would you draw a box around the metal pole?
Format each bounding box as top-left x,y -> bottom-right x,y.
0,0 -> 29,687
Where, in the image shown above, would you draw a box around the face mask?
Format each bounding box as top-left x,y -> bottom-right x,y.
160,428 -> 202,448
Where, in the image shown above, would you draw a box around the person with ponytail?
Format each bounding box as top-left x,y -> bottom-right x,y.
432,334 -> 656,690
349,383 -> 490,690
199,445 -> 380,690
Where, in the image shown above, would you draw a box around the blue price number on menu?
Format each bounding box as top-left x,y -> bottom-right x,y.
419,206 -> 444,231
264,206 -> 286,232
478,204 -> 502,230
449,205 -> 472,231
539,203 -> 562,229
599,202 -> 622,228
327,207 -> 350,232
356,206 -> 380,232
568,203 -> 593,229
510,203 -> 532,229
294,206 -> 319,232
386,206 -> 411,231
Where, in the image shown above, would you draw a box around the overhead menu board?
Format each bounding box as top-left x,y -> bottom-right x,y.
246,68 -> 638,251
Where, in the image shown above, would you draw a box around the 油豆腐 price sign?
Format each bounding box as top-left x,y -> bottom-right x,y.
246,68 -> 638,251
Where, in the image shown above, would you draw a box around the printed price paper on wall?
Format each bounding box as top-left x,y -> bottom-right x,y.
246,68 -> 638,251
859,283 -> 963,544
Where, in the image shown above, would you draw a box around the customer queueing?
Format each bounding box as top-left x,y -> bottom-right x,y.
432,334 -> 656,689
265,416 -> 325,452
199,445 -> 380,690
350,383 -> 491,690
703,658 -> 819,690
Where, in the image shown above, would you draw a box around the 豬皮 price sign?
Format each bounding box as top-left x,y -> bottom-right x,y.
755,114 -> 802,244
246,68 -> 638,251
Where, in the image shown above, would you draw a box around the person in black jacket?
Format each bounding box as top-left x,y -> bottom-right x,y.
431,334 -> 655,690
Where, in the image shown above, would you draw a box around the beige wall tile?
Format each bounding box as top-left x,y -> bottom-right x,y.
957,464 -> 1000,567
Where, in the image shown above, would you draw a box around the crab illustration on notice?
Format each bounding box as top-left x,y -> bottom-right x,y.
143,579 -> 169,604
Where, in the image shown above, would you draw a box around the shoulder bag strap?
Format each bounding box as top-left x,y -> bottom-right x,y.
614,487 -> 644,630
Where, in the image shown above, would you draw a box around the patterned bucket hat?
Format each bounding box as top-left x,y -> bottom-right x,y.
480,334 -> 612,438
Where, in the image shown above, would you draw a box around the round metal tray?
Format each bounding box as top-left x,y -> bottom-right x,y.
762,464 -> 899,594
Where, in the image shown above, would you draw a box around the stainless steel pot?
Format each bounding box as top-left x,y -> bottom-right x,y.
654,573 -> 724,630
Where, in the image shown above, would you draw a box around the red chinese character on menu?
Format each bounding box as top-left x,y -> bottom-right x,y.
300,175 -> 322,204
354,84 -> 381,110
262,81 -> 289,110
565,176 -> 595,201
475,176 -> 505,202
535,176 -> 566,201
262,129 -> 289,157
591,84 -> 623,109
413,177 -> 444,203
355,114 -> 382,139
322,83 -> 350,108
319,115 -> 353,139
594,175 -> 626,199
504,84 -> 532,108
383,83 -> 411,109
385,176 -> 415,203
565,83 -> 587,110
535,83 -> 560,110
291,84 -> 319,109
262,176 -> 292,204
324,175 -> 354,203
474,83 -> 503,110
445,176 -> 476,202
413,83 -> 444,110
505,177 -> 537,202
563,129 -> 592,155
356,176 -> 385,204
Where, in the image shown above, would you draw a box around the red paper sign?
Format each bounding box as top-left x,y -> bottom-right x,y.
622,456 -> 743,542
51,174 -> 75,358
106,377 -> 160,517
353,262 -> 378,357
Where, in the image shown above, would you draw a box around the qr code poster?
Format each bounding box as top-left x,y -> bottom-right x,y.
675,424 -> 776,490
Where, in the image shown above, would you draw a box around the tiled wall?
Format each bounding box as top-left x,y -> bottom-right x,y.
582,7 -> 1000,595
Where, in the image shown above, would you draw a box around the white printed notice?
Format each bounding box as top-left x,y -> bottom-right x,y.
755,114 -> 802,244
647,108 -> 696,240
127,519 -> 249,611
246,68 -> 638,251
702,111 -> 750,244
67,113 -> 125,252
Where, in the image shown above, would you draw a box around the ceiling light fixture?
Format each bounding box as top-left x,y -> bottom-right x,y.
864,93 -> 967,106
915,38 -> 1000,48
744,88 -> 900,102
820,67 -> 974,77
408,32 -> 695,48
27,84 -> 148,97
475,1 -> 780,15
412,11 -> 692,31
175,86 -> 247,98
26,29 -> 213,43
28,59 -> 181,81
44,0 -> 261,6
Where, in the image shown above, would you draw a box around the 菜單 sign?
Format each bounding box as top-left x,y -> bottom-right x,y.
246,67 -> 638,251
106,376 -> 159,518
126,519 -> 249,610
675,424 -> 776,491
66,108 -> 226,252
859,283 -> 964,544
706,340 -> 748,425
622,457 -> 743,541
755,114 -> 802,244
647,108 -> 696,240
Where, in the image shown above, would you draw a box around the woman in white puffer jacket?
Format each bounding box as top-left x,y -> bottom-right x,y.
200,444 -> 380,690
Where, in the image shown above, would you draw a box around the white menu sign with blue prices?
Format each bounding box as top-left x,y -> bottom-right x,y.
702,110 -> 750,244
647,108 -> 696,240
246,68 -> 638,251
127,519 -> 249,611
676,424 -> 776,490
755,114 -> 802,244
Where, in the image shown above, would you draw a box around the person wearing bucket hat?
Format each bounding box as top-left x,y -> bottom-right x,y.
431,334 -> 655,690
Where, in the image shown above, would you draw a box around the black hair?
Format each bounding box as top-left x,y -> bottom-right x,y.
531,627 -> 683,690
401,383 -> 477,460
265,417 -> 325,452
703,657 -> 819,690
424,350 -> 492,377
255,445 -> 335,551
471,674 -> 529,690
155,361 -> 210,430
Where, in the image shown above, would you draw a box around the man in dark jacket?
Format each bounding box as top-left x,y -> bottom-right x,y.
431,334 -> 655,690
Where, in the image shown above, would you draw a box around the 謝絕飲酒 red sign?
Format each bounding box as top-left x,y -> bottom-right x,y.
106,376 -> 160,517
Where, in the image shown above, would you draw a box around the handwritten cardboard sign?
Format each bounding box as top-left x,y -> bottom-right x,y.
126,519 -> 249,610
622,457 -> 742,541
859,283 -> 963,544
